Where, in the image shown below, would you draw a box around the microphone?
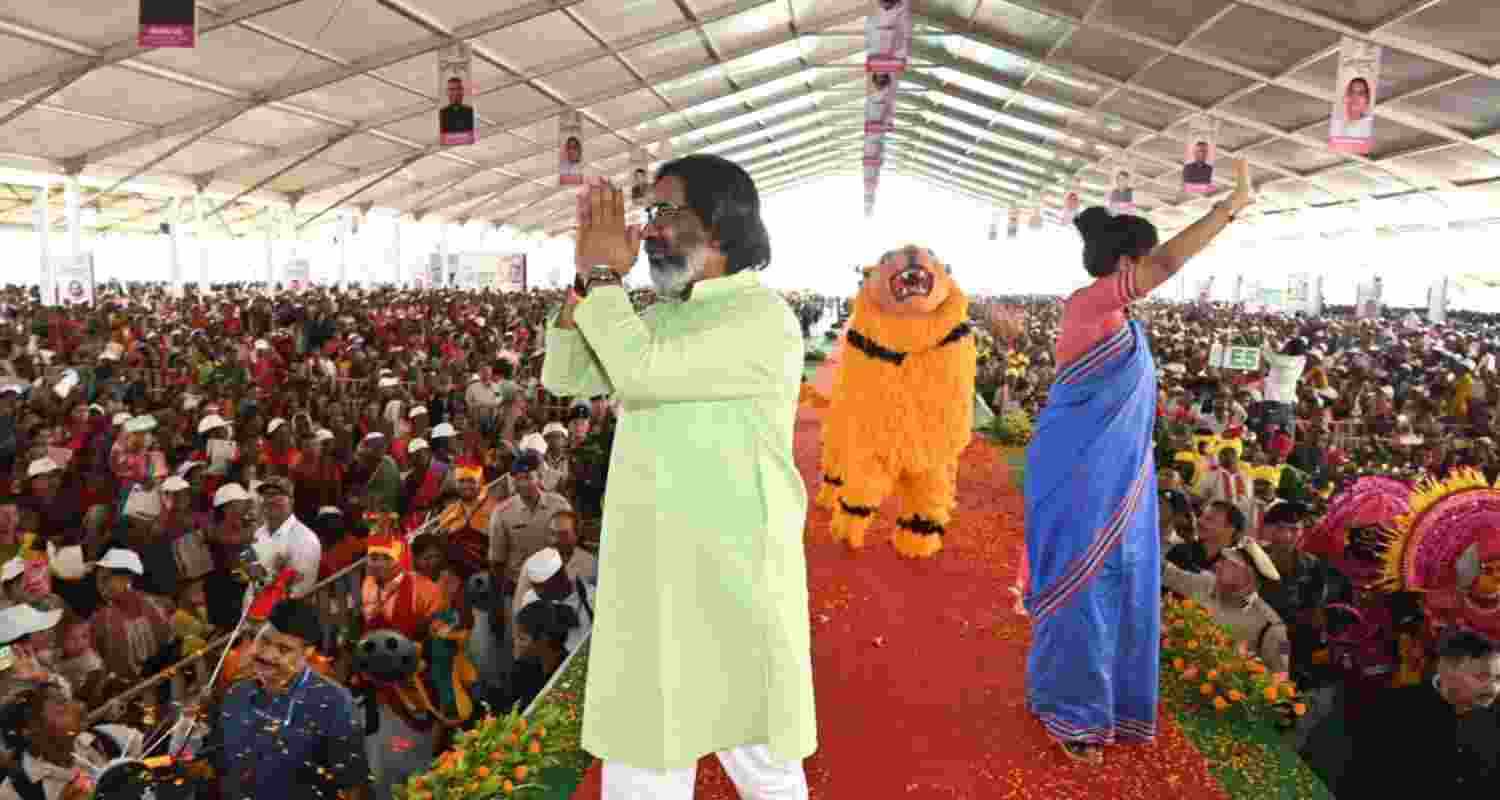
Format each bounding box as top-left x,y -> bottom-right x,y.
239,546 -> 269,588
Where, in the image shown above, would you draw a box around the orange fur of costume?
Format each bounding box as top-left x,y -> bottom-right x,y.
806,247 -> 976,558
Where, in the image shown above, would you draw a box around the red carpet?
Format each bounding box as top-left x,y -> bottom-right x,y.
571,413 -> 1228,799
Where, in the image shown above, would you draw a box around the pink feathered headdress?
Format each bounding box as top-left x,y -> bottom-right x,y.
1377,468 -> 1500,593
1300,475 -> 1412,561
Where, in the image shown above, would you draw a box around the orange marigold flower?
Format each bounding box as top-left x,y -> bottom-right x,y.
1172,658 -> 1186,671
476,767 -> 490,778
502,780 -> 515,795
1281,684 -> 1296,698
1213,696 -> 1229,712
514,765 -> 529,781
1200,683 -> 1214,696
1263,686 -> 1279,702
1206,670 -> 1219,680
1293,703 -> 1307,716
1228,689 -> 1244,702
528,739 -> 542,754
1187,640 -> 1199,650
1181,598 -> 1196,609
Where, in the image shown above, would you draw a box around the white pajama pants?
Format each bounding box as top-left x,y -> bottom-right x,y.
601,744 -> 809,800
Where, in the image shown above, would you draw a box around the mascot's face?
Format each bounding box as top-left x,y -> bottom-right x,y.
864,246 -> 952,316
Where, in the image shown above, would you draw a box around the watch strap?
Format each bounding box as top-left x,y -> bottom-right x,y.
574,267 -> 621,297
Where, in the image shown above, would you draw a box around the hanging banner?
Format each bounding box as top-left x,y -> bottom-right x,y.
439,43 -> 476,147
53,255 -> 94,307
629,149 -> 650,206
139,0 -> 196,48
497,254 -> 527,292
1286,272 -> 1312,314
1061,183 -> 1081,225
284,259 -> 311,291
865,71 -> 896,135
1006,206 -> 1019,239
865,0 -> 912,74
1241,280 -> 1263,311
558,110 -> 583,186
455,257 -> 490,291
1182,118 -> 1217,194
1107,164 -> 1136,214
1257,286 -> 1285,310
1427,277 -> 1448,324
1330,37 -> 1380,154
1355,278 -> 1382,319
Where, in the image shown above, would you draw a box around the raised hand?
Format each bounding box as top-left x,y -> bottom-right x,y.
574,179 -> 642,278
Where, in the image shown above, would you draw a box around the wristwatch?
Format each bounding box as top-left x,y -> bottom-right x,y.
573,266 -> 622,298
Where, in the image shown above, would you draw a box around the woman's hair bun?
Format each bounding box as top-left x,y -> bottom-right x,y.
1075,206 -> 1159,279
1073,206 -> 1114,238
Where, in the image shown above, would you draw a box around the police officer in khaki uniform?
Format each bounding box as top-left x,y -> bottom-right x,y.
1164,542 -> 1290,675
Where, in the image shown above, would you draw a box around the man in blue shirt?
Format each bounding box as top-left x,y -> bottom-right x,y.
209,600 -> 370,800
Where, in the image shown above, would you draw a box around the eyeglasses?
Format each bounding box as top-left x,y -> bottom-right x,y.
643,202 -> 683,226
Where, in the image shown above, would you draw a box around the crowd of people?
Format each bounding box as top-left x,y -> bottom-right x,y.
0,280 -> 651,799
0,269 -> 875,799
0,198 -> 1497,796
995,292 -> 1500,790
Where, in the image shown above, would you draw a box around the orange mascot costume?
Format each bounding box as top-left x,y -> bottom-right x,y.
807,246 -> 976,558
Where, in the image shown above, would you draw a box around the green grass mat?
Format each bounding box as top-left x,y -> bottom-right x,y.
1169,711 -> 1333,800
525,640 -> 594,799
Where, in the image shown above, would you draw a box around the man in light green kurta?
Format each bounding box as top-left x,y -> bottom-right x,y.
542,156 -> 815,796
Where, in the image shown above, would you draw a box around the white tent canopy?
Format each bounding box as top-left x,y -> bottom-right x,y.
0,0 -> 1497,253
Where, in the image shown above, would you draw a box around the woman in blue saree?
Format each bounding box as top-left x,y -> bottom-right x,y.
1024,159 -> 1253,764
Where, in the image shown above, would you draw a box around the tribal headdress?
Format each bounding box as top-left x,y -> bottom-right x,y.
454,457 -> 484,483
367,533 -> 405,562
1376,468 -> 1500,593
1300,474 -> 1411,562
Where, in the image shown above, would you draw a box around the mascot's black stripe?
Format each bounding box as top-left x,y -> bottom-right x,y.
845,329 -> 905,365
939,321 -> 973,347
846,322 -> 973,366
897,515 -> 945,536
822,476 -> 844,487
838,499 -> 875,518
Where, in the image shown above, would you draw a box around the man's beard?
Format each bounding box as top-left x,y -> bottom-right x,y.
646,238 -> 707,296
